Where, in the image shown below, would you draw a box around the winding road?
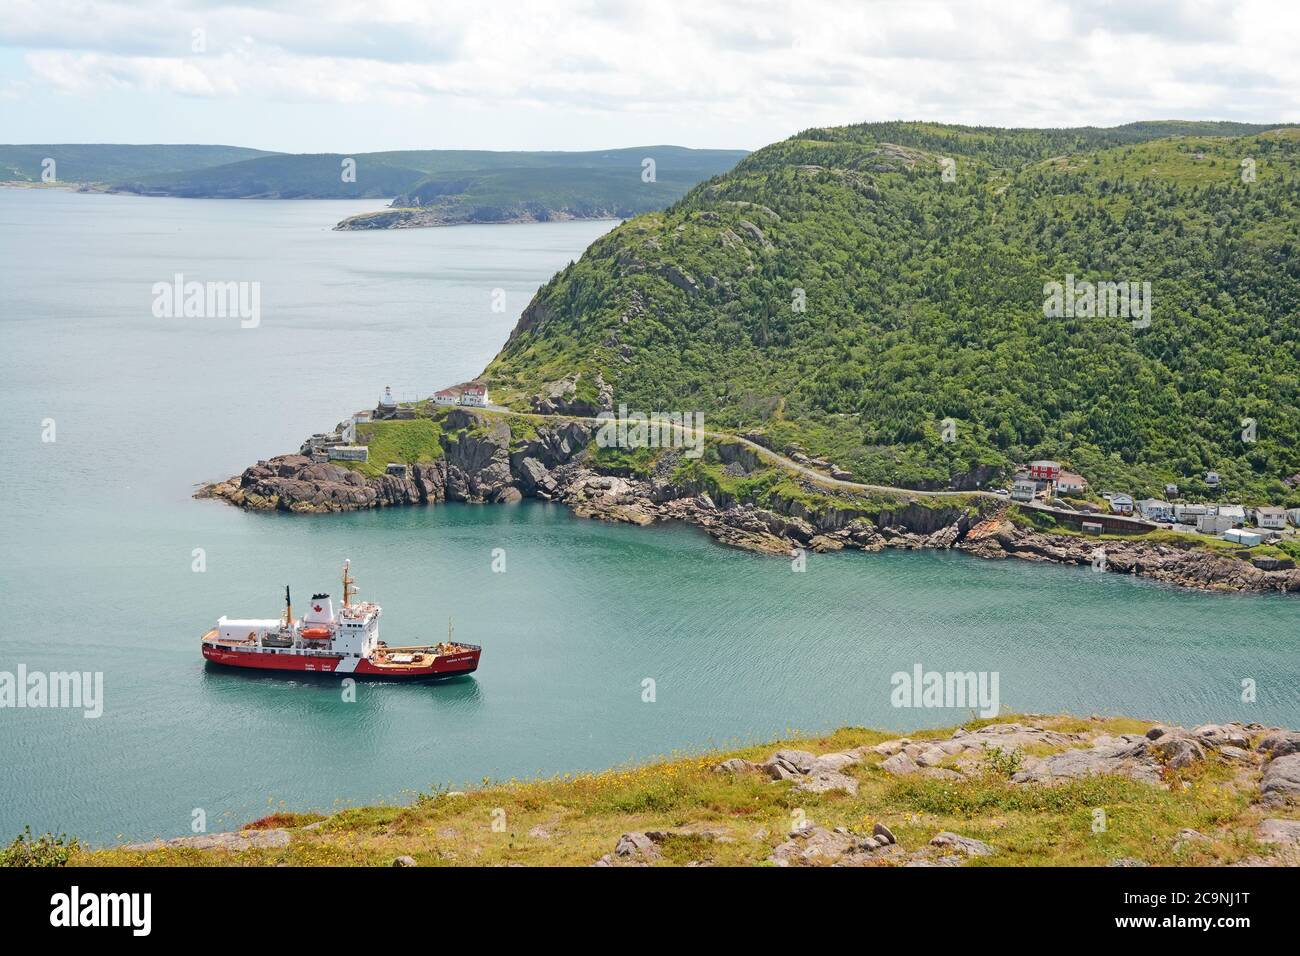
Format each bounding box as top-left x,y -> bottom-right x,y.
479,406 -> 1000,501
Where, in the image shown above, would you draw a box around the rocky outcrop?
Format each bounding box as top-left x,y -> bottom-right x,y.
529,372 -> 613,416
122,829 -> 290,853
960,518 -> 1300,594
200,411 -> 594,514
594,827 -> 729,866
1260,754 -> 1300,806
770,825 -> 898,866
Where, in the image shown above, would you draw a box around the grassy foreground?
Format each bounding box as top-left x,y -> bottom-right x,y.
68,714 -> 1297,867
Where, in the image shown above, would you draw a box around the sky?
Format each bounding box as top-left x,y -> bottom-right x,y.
2,0 -> 1298,152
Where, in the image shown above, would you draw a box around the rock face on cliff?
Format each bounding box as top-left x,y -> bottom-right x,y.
200,411 -> 593,513
960,517 -> 1300,594
529,372 -> 614,416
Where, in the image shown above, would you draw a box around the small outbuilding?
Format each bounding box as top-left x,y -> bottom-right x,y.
1224,528 -> 1263,547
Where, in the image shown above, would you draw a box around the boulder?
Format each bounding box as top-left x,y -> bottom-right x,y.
880,753 -> 921,776
122,829 -> 290,852
1255,819 -> 1300,845
1151,735 -> 1205,769
810,752 -> 860,774
929,832 -> 994,858
614,832 -> 661,862
514,457 -> 557,496
1192,723 -> 1251,750
1259,731 -> 1300,759
765,749 -> 817,775
916,746 -> 946,767
793,770 -> 859,796
713,757 -> 759,775
870,738 -> 911,756
1260,754 -> 1300,806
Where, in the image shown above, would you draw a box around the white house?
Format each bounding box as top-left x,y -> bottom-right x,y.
459,382 -> 489,406
1136,498 -> 1173,521
1174,503 -> 1210,522
1109,493 -> 1134,515
1256,506 -> 1288,530
1205,470 -> 1221,487
434,388 -> 459,406
1011,479 -> 1037,502
1057,472 -> 1087,494
1215,504 -> 1246,526
1198,514 -> 1235,535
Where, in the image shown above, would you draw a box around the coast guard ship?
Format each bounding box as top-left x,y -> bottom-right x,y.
200,561 -> 480,680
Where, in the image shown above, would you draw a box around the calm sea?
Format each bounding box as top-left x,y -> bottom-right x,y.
2,189 -> 1298,844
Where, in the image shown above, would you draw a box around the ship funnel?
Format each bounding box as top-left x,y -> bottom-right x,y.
303,593 -> 335,625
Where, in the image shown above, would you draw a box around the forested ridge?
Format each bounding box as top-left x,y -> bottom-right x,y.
487,121 -> 1300,503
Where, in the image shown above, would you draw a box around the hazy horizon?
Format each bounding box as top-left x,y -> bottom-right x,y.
3,1 -> 1297,153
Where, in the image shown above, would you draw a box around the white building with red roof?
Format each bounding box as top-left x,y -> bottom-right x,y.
458,382 -> 489,407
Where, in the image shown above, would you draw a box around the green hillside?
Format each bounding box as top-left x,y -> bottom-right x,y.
485,121 -> 1300,504
112,151 -> 430,199
341,148 -> 749,226
105,146 -> 747,212
0,144 -> 275,184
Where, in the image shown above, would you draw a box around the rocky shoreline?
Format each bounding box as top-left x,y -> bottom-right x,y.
334,207 -> 622,231
197,409 -> 1300,595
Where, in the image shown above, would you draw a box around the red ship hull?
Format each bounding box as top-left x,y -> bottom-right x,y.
201,643 -> 480,680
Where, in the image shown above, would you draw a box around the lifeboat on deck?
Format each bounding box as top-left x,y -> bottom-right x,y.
300,626 -> 331,641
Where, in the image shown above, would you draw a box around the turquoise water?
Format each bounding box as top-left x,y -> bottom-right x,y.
2,190 -> 1299,844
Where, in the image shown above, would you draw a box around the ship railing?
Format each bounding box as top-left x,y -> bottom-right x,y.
379,642 -> 482,653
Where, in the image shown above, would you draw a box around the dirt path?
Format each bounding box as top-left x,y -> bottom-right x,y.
479,407 -> 999,501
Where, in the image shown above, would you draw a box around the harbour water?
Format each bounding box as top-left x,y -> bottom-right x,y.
2,189 -> 1299,844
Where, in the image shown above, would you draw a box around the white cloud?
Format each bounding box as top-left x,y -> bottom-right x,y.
2,0 -> 1298,147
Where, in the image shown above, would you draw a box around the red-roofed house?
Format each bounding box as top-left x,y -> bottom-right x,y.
459,382 -> 489,407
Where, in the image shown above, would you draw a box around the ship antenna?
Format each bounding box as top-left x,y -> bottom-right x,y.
342,559 -> 354,608
448,616 -> 453,643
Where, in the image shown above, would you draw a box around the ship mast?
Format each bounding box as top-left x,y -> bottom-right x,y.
342,559 -> 355,608
284,585 -> 293,628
